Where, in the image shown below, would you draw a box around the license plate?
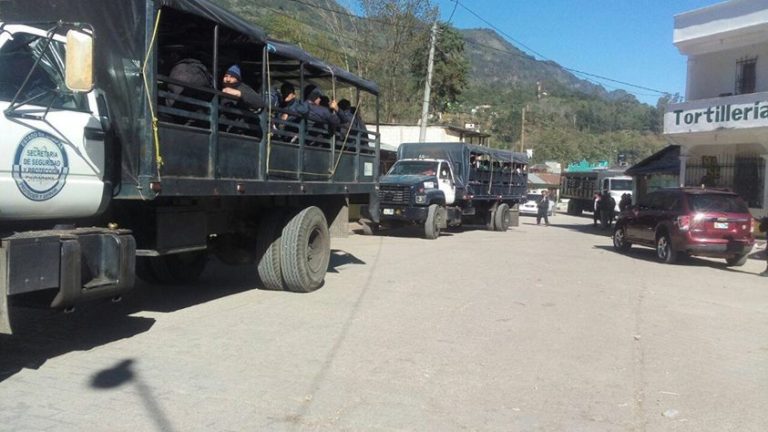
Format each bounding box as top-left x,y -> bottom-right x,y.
382,208 -> 394,215
714,222 -> 728,229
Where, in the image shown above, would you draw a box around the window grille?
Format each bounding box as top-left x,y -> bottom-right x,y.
735,57 -> 757,95
685,154 -> 764,208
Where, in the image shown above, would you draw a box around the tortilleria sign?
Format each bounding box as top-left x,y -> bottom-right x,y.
664,98 -> 768,134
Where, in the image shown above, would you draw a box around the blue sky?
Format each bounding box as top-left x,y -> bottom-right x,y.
428,0 -> 722,105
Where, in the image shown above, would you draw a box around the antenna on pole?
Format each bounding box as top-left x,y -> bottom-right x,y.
419,21 -> 438,143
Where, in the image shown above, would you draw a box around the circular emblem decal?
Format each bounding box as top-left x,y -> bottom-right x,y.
12,131 -> 70,201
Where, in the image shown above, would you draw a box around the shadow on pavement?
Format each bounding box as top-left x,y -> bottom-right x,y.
594,244 -> 765,275
0,249 -> 367,382
327,249 -> 367,273
91,359 -> 176,432
0,306 -> 155,382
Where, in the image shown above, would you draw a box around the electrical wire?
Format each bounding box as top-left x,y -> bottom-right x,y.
259,0 -> 673,99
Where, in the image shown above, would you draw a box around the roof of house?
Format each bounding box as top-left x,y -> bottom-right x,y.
528,173 -> 561,186
625,145 -> 680,176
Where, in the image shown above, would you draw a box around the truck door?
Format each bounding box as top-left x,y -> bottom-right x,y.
438,161 -> 456,205
0,26 -> 106,220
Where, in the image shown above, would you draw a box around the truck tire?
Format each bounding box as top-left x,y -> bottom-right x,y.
424,204 -> 442,239
139,251 -> 208,285
256,211 -> 286,291
494,204 -> 511,231
486,207 -> 497,231
359,218 -> 379,236
567,199 -> 582,216
280,206 -> 331,292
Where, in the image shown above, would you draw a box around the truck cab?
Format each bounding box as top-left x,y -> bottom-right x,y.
377,159 -> 458,238
600,176 -> 633,213
0,24 -> 108,221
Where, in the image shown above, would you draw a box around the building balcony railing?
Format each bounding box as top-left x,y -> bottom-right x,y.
664,91 -> 768,136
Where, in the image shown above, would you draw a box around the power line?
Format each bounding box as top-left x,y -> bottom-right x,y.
453,0 -> 671,96
454,1 -> 549,61
447,0 -> 459,23
266,0 -> 672,98
461,32 -> 669,97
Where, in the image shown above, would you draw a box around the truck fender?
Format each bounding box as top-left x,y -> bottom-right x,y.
427,189 -> 446,206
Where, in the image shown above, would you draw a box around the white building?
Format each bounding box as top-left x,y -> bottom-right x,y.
368,124 -> 489,151
665,0 -> 768,214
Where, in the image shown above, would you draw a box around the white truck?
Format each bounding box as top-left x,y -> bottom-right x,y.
560,169 -> 633,215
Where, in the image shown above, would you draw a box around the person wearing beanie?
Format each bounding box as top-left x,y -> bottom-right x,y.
222,64 -> 262,110
221,64 -> 264,135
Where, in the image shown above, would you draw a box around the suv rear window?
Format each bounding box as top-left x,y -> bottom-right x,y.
688,194 -> 749,213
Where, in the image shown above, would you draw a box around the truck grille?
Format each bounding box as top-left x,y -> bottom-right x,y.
378,185 -> 411,204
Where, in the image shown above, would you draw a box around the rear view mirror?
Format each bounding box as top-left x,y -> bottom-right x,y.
65,29 -> 94,92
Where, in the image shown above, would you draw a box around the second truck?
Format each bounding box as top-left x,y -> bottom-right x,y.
368,142 -> 528,239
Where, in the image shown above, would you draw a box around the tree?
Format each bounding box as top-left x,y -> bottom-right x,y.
357,0 -> 438,123
410,22 -> 469,117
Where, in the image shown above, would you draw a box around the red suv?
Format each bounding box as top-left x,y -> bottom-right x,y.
613,188 -> 755,265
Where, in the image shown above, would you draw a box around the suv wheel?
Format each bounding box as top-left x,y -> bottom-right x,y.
656,233 -> 677,264
612,226 -> 631,252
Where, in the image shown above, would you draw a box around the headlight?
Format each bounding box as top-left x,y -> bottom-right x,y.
423,181 -> 435,189
415,195 -> 427,204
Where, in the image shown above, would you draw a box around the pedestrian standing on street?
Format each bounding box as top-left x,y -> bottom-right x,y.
537,190 -> 550,226
592,192 -> 601,227
760,216 -> 768,276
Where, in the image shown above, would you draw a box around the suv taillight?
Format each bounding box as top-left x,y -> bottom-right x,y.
677,215 -> 691,231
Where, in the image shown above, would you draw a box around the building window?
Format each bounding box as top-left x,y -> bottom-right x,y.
735,57 -> 757,95
685,154 -> 764,208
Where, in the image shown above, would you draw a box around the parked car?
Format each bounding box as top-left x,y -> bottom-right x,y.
520,192 -> 555,216
612,188 -> 755,265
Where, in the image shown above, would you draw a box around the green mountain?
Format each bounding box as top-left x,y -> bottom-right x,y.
461,28 -> 625,101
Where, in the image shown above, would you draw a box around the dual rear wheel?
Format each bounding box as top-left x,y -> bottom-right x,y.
137,206 -> 332,293
256,206 -> 331,292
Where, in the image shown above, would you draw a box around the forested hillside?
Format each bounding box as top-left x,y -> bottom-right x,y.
209,0 -> 670,165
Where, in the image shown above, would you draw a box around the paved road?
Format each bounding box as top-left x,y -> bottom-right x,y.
1,214 -> 767,431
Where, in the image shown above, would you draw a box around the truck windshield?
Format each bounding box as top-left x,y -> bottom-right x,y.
610,179 -> 633,191
0,32 -> 88,111
388,161 -> 438,176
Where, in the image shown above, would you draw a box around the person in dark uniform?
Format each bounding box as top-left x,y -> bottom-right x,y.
599,190 -> 616,229
304,87 -> 339,146
221,65 -> 262,109
220,65 -> 263,135
592,192 -> 601,227
760,216 -> 768,276
619,192 -> 633,212
537,190 -> 550,226
165,57 -> 213,108
337,98 -> 368,148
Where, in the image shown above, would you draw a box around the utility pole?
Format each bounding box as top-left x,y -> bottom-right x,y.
419,21 -> 438,143
520,104 -> 526,152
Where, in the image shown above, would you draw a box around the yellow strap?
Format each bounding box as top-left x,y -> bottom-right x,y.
265,49 -> 272,176
142,9 -> 163,172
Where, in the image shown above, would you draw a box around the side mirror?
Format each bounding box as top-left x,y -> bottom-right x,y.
65,29 -> 94,92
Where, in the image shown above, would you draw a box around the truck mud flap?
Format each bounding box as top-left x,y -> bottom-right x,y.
362,191 -> 381,223
51,232 -> 136,308
0,246 -> 10,335
0,229 -> 136,334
